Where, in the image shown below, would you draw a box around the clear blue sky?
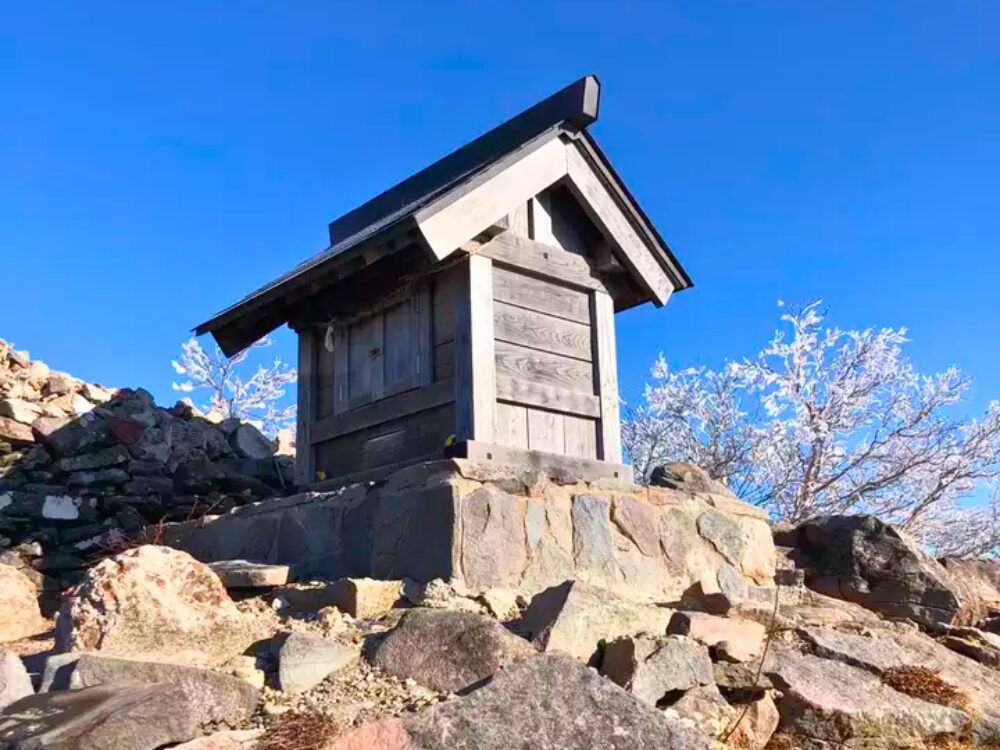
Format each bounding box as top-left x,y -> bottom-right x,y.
3,2 -> 998,418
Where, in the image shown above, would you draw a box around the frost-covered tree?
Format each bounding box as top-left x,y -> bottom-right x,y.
623,302 -> 1000,556
171,336 -> 297,436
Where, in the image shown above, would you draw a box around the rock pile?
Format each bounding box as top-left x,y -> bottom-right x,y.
1,497 -> 1000,747
0,339 -> 295,592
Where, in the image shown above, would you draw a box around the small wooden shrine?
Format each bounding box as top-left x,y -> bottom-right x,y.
195,76 -> 691,486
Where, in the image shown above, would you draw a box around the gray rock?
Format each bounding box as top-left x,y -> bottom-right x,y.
0,652 -> 33,711
650,462 -> 732,496
601,635 -> 713,705
763,641 -> 970,747
230,424 -> 274,460
66,468 -> 128,488
369,609 -> 535,693
786,515 -> 967,628
0,675 -> 258,750
208,560 -> 289,588
459,485 -> 527,590
32,414 -> 109,457
610,494 -> 659,556
122,476 -> 174,496
520,580 -> 674,664
51,446 -> 130,474
277,631 -> 358,694
404,653 -> 714,750
572,495 -> 616,576
697,507 -> 746,566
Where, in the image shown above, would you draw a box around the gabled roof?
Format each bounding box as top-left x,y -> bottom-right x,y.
196,75 -> 692,356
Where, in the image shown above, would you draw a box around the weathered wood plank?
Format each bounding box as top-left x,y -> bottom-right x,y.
492,266 -> 591,324
564,414 -> 598,460
433,267 -> 458,345
507,201 -> 530,238
347,316 -> 376,404
527,408 -> 564,454
384,301 -> 412,396
493,300 -> 592,361
413,282 -> 433,387
311,379 -> 455,444
494,340 -> 594,395
494,401 -> 528,450
566,144 -> 673,305
591,290 -> 623,463
295,330 -> 317,486
416,136 -> 568,259
449,440 -> 630,482
495,375 -> 600,418
433,341 -> 454,383
479,233 -> 606,293
454,255 -> 496,442
333,325 -> 350,415
530,192 -> 555,246
314,403 -> 454,478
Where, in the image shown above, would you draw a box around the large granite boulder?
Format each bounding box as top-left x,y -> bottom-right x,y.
0,675 -> 258,750
55,546 -> 261,666
781,515 -> 968,628
763,641 -> 970,747
795,624 -> 1000,742
0,653 -> 33,711
519,580 -> 674,664
369,609 -> 535,693
396,653 -> 714,749
0,564 -> 48,643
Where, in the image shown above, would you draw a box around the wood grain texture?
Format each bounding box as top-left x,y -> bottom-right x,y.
383,301 -> 412,396
495,375 -> 600,418
314,403 -> 454,479
333,325 -> 350,415
508,201 -> 530,238
592,290 -> 623,463
480,233 -> 606,293
311,379 -> 455,444
454,255 -> 496,442
492,266 -> 591,324
494,401 -> 529,449
416,136 -> 568,259
493,301 -> 592,361
566,144 -> 673,305
527,408 -> 564,454
295,330 -> 317,485
494,340 -> 594,395
433,267 -> 458,345
530,192 -> 555,246
413,282 -> 433,387
564,414 -> 598,459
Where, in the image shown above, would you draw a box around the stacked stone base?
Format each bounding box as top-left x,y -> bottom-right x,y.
164,459 -> 776,601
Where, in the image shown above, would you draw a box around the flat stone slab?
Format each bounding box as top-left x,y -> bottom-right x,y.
208,560 -> 289,588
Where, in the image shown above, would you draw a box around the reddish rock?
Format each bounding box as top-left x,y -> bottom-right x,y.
0,565 -> 48,643
326,719 -> 413,750
0,416 -> 33,444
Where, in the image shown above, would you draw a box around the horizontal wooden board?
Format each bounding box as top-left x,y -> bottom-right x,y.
314,403 -> 455,479
493,301 -> 591,361
527,408 -> 563,454
495,376 -> 600,418
492,266 -> 590,325
449,439 -> 630,482
494,340 -> 594,395
311,379 -> 455,444
479,232 -> 607,292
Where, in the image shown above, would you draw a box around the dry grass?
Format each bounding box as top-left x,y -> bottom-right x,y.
258,710 -> 341,750
880,665 -> 970,713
